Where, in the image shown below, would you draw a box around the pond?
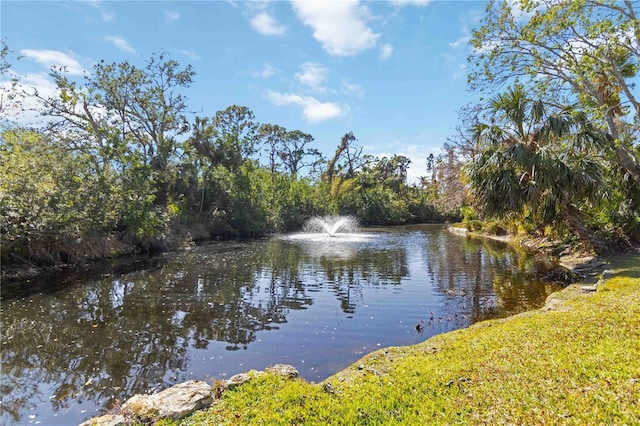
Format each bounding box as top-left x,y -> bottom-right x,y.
0,224 -> 562,425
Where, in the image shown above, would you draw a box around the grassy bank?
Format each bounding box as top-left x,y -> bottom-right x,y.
162,250 -> 639,425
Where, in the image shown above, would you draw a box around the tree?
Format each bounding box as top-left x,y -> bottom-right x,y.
259,123 -> 288,174
322,132 -> 363,187
464,85 -> 608,251
0,126 -> 127,262
433,144 -> 466,214
363,155 -> 411,193
279,130 -> 322,178
447,103 -> 487,161
469,0 -> 640,186
94,52 -> 194,206
211,105 -> 260,171
92,55 -> 193,163
257,125 -> 322,178
38,51 -> 194,206
186,106 -> 267,235
0,40 -> 24,122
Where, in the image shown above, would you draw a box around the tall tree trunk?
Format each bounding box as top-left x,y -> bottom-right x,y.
604,113 -> 640,187
322,133 -> 352,188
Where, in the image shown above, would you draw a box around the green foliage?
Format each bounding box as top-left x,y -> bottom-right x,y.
348,185 -> 409,226
0,49 -> 448,267
484,220 -> 507,235
461,206 -> 478,222
461,83 -> 633,251
275,176 -> 324,232
582,166 -> 640,246
326,153 -> 452,226
41,51 -> 194,209
460,206 -> 484,231
465,220 -> 484,232
406,188 -> 450,223
117,162 -> 163,241
0,127 -> 126,262
469,0 -> 640,186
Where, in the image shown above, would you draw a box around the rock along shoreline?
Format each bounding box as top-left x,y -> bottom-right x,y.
80,364 -> 300,426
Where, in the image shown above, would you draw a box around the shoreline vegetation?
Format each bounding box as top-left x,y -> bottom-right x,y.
447,225 -> 602,272
81,232 -> 639,425
0,221 -> 596,288
0,220 -> 214,284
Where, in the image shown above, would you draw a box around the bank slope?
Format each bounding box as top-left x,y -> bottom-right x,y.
167,251 -> 640,426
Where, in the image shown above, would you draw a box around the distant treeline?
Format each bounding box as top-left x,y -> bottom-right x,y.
0,47 -> 461,267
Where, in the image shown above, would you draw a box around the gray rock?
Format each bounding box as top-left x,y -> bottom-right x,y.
80,364 -> 299,425
78,414 -> 125,426
121,380 -> 213,421
224,365 -> 297,390
265,364 -> 299,379
226,372 -> 255,389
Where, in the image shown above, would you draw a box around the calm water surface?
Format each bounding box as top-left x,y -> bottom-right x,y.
1,225 -> 561,425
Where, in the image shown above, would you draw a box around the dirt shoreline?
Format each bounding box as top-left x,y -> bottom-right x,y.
447,225 -> 607,280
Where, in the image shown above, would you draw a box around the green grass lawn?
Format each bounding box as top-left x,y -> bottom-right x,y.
165,251 -> 640,425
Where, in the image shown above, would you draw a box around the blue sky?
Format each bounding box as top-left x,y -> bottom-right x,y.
2,0 -> 487,182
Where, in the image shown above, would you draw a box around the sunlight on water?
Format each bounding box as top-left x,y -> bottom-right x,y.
0,224 -> 562,426
282,232 -> 379,259
284,232 -> 376,243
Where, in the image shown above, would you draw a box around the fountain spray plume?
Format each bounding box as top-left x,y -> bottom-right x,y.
302,215 -> 360,237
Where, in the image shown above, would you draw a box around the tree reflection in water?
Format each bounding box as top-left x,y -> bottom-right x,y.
0,225 -> 561,425
424,231 -> 558,322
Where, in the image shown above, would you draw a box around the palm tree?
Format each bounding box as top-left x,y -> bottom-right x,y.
464,84 -> 608,252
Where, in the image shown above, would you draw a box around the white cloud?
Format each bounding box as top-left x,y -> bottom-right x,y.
1,71 -> 58,125
82,0 -> 101,8
179,50 -> 201,60
451,63 -> 467,80
165,10 -> 180,23
291,0 -> 380,56
295,62 -> 329,89
251,12 -> 287,35
402,148 -> 428,185
379,43 -> 393,60
265,90 -> 344,122
449,35 -> 470,49
21,73 -> 57,95
101,11 -> 115,22
391,0 -> 431,6
80,1 -> 115,23
341,80 -> 365,97
20,49 -> 85,75
252,63 -> 279,78
104,35 -> 136,53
